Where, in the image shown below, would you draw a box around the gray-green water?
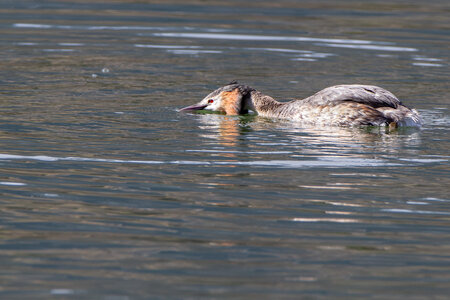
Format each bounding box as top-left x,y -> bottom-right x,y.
1,1 -> 449,299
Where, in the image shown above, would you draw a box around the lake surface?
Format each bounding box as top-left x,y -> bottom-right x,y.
1,0 -> 449,299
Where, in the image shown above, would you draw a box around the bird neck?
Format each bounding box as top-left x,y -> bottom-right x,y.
248,90 -> 285,117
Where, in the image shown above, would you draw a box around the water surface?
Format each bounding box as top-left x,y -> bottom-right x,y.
0,1 -> 449,299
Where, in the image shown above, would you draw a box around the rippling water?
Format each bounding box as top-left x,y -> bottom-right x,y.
1,1 -> 449,299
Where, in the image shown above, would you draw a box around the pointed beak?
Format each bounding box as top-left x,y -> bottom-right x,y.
179,103 -> 208,111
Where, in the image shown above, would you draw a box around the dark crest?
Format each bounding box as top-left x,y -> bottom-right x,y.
224,80 -> 254,95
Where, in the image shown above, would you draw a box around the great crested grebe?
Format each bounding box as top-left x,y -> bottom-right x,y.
180,81 -> 422,127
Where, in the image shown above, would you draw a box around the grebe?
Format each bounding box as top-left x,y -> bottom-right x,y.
180,81 -> 422,127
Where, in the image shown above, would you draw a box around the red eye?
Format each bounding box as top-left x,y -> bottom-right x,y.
208,99 -> 214,104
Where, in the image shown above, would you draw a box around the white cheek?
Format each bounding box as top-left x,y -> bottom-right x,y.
205,102 -> 221,111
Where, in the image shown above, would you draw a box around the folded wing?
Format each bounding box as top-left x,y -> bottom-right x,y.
302,85 -> 402,109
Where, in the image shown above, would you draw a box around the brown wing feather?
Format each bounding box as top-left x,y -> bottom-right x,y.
301,85 -> 402,109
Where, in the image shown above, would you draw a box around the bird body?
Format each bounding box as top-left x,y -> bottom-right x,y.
181,82 -> 421,127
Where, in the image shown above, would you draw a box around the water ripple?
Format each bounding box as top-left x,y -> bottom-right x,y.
0,153 -> 400,168
153,32 -> 378,44
316,43 -> 418,52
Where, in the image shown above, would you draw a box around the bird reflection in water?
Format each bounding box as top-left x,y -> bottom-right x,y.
193,112 -> 421,157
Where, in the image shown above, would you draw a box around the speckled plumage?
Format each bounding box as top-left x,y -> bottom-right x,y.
181,82 -> 422,127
